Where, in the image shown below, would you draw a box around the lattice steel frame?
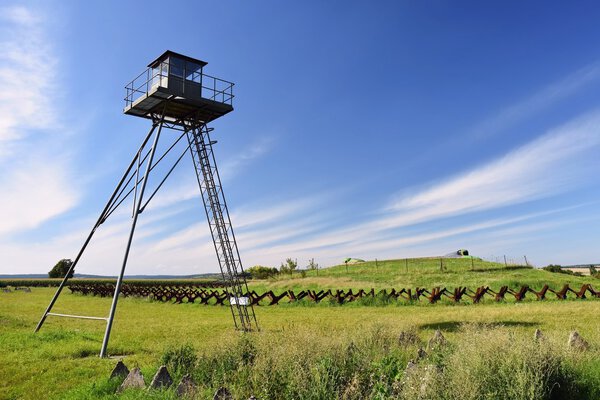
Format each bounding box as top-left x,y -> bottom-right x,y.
35,105 -> 258,357
186,122 -> 257,331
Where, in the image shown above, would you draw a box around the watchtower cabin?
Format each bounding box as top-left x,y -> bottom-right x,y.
124,50 -> 234,125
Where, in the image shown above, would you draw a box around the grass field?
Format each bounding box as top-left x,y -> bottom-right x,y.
247,258 -> 592,292
1,259 -> 599,399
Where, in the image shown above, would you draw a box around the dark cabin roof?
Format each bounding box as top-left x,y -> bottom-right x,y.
147,50 -> 208,68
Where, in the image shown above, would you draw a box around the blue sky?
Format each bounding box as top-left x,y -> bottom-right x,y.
1,1 -> 599,275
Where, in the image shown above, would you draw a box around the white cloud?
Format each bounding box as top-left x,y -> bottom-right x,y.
386,110 -> 600,225
219,137 -> 273,181
0,6 -> 79,238
0,162 -> 77,235
470,61 -> 600,139
0,6 -> 58,149
229,111 -> 600,267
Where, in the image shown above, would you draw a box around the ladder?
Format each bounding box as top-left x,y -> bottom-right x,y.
187,123 -> 258,332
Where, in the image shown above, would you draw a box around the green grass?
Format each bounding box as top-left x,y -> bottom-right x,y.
2,285 -> 600,399
247,258 -> 593,292
1,259 -> 598,398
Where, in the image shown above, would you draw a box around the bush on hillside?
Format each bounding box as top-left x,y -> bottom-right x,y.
543,264 -> 585,277
247,265 -> 279,279
542,264 -> 563,273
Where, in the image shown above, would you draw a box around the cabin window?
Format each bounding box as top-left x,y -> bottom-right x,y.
170,57 -> 184,78
151,61 -> 169,87
185,61 -> 202,83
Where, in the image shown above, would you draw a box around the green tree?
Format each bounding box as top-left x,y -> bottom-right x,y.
246,265 -> 279,279
48,259 -> 74,279
280,258 -> 297,275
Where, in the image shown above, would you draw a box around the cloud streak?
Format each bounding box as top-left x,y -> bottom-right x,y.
232,110 -> 600,266
469,61 -> 600,139
0,6 -> 58,149
0,6 -> 79,237
386,110 -> 600,226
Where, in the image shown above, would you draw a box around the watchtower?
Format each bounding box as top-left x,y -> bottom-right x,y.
35,51 -> 258,357
124,51 -> 233,124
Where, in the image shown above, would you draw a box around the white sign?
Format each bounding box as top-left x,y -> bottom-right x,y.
229,296 -> 249,306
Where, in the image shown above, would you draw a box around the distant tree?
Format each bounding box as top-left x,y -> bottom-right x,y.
246,265 -> 279,279
308,258 -> 319,270
590,265 -> 598,276
280,258 -> 297,275
49,259 -> 74,279
279,262 -> 289,274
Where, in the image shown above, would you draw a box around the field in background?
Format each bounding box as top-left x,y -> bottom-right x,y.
247,258 -> 593,292
2,258 -> 600,399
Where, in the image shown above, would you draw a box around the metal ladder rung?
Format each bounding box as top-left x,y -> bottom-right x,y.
187,126 -> 258,332
47,312 -> 107,321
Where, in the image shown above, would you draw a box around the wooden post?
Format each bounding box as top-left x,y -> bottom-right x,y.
375,258 -> 378,270
405,258 -> 408,273
504,255 -> 508,267
524,255 -> 529,266
440,257 -> 443,271
471,256 -> 474,270
345,261 -> 348,273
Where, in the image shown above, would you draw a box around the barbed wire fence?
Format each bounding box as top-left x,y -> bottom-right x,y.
481,255 -> 531,267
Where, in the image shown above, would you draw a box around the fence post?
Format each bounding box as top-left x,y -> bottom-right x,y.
471,257 -> 474,270
405,258 -> 408,273
524,255 -> 529,266
504,255 -> 508,267
440,257 -> 444,272
375,258 -> 378,270
345,261 -> 348,273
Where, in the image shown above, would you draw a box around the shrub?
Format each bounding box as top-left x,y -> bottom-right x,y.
543,264 -> 563,273
161,343 -> 197,377
246,265 -> 279,279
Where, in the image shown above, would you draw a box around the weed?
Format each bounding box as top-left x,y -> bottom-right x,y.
160,343 -> 197,377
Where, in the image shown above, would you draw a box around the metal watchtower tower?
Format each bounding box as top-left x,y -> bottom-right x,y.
35,51 -> 258,357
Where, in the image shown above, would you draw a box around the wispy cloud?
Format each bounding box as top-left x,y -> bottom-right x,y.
0,5 -> 79,237
0,6 -> 58,150
387,110 -> 600,224
219,137 -> 273,181
139,108 -> 600,271
230,110 -> 600,267
469,61 -> 600,139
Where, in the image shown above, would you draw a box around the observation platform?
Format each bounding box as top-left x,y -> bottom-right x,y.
124,51 -> 234,125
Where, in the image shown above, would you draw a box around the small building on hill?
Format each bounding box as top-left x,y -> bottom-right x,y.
344,258 -> 365,264
444,249 -> 472,258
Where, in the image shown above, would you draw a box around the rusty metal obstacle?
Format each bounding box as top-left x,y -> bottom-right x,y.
67,283 -> 600,305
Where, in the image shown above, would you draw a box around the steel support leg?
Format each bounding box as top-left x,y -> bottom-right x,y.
99,119 -> 163,358
34,123 -> 158,333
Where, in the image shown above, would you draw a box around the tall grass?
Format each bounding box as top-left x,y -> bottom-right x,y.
5,287 -> 600,399
74,324 -> 600,399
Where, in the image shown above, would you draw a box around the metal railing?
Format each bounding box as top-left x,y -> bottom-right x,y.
124,61 -> 234,108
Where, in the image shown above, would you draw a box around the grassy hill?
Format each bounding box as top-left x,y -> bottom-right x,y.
247,258 -> 593,291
